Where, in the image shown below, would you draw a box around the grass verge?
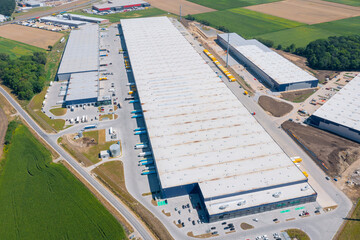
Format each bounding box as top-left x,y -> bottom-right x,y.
26,34 -> 69,133
0,123 -> 126,239
93,161 -> 174,240
337,198 -> 360,240
285,229 -> 310,240
50,107 -> 67,116
280,89 -> 317,103
323,0 -> 360,6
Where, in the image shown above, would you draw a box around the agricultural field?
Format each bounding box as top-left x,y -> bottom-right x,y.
73,8 -> 167,23
194,8 -> 304,38
245,0 -> 360,24
0,24 -> 63,49
323,0 -> 360,6
257,16 -> 360,47
0,36 -> 44,59
146,0 -> 215,15
188,0 -> 281,10
0,123 -> 126,239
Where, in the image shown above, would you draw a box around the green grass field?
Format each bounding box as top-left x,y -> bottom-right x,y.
338,199 -> 360,240
0,124 -> 126,239
73,8 -> 167,23
194,8 -> 304,38
188,0 -> 281,10
0,37 -> 44,59
257,16 -> 360,47
323,0 -> 360,6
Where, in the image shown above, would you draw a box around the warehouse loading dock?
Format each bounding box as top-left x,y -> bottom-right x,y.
217,33 -> 318,92
121,16 -> 317,222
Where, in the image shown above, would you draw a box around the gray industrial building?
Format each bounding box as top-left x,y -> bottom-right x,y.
122,17 -> 317,222
64,13 -> 109,24
64,72 -> 98,106
93,0 -> 150,12
309,74 -> 360,143
40,16 -> 87,28
218,33 -> 318,92
56,24 -> 100,107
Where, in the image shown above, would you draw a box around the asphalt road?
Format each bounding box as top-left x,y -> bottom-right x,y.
0,0 -> 98,26
0,86 -> 154,240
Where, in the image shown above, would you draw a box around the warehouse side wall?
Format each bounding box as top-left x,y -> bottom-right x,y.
162,183 -> 199,198
309,115 -> 360,143
207,193 -> 317,222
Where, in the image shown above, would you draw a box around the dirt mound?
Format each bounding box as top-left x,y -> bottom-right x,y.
282,121 -> 360,177
258,95 -> 293,117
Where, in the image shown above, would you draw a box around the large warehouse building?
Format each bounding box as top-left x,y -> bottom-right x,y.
93,0 -> 150,12
40,16 -> 87,28
309,74 -> 360,143
56,24 -> 100,107
121,17 -> 317,222
64,13 -> 109,24
218,33 -> 318,92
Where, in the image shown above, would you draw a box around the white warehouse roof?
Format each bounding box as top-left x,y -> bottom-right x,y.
58,24 -> 99,75
121,17 -> 310,201
312,74 -> 360,132
65,72 -> 98,102
94,0 -> 148,9
40,16 -> 86,26
65,13 -> 108,23
218,33 -> 317,85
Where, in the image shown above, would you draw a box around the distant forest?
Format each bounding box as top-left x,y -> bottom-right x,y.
302,35 -> 360,71
0,0 -> 15,16
0,52 -> 46,100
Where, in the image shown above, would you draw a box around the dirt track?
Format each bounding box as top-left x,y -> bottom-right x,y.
245,0 -> 360,24
258,95 -> 293,117
146,0 -> 215,15
282,121 -> 360,177
0,24 -> 63,49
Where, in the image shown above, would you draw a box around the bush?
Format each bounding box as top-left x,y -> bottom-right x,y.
257,38 -> 274,48
218,25 -> 230,33
4,121 -> 20,145
185,14 -> 195,21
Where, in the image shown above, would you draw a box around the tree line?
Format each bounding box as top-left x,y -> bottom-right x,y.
258,35 -> 360,71
0,52 -> 46,100
186,14 -> 360,71
0,0 -> 15,16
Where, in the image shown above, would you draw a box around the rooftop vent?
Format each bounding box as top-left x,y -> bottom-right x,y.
219,204 -> 228,210
272,192 -> 281,198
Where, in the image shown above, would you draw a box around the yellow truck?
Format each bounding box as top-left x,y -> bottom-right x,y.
244,90 -> 248,95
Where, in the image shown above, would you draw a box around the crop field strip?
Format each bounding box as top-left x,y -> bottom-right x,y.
193,8 -> 304,38
187,0 -> 282,10
0,37 -> 44,59
323,0 -> 360,6
257,16 -> 360,47
0,124 -> 126,239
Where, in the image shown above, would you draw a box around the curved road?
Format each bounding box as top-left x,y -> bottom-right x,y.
0,86 -> 154,240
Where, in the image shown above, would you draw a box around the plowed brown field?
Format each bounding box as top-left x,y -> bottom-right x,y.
0,24 -> 63,49
245,0 -> 360,24
146,0 -> 215,15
